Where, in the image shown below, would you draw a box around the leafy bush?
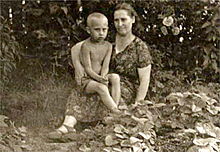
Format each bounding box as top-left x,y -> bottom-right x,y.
128,0 -> 220,82
0,16 -> 21,84
1,0 -> 219,81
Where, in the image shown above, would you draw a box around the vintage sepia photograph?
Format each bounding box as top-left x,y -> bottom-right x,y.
0,0 -> 220,151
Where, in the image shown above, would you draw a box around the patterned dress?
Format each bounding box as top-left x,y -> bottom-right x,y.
110,36 -> 152,104
65,36 -> 151,122
65,88 -> 108,122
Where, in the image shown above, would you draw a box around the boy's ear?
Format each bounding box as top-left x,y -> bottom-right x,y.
86,27 -> 90,34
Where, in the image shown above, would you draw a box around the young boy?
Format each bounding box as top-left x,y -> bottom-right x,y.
48,13 -> 121,138
80,12 -> 121,113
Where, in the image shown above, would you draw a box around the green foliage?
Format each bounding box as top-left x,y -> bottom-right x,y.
1,0 -> 219,82
0,16 -> 21,84
130,0 -> 220,82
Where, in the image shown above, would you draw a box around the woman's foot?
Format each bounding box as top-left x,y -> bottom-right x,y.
47,124 -> 76,140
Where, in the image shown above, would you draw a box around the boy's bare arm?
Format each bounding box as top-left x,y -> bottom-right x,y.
101,43 -> 112,77
81,43 -> 106,82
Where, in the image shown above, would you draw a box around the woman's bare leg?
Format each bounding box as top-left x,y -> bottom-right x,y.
57,115 -> 77,133
85,80 -> 119,112
107,74 -> 121,105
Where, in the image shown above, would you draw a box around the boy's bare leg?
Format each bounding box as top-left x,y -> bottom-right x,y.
107,74 -> 121,105
85,80 -> 119,113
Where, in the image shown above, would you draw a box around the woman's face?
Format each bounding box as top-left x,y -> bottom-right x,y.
114,9 -> 135,36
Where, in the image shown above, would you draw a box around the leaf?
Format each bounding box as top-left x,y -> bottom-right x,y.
112,147 -> 123,152
114,124 -> 125,134
132,145 -> 142,152
115,133 -> 125,139
131,116 -> 148,125
130,137 -> 142,144
202,21 -> 211,28
33,29 -> 47,39
193,137 -> 220,146
155,80 -> 164,88
138,132 -> 151,140
0,115 -> 8,127
202,55 -> 210,67
122,148 -> 132,152
103,147 -> 112,152
18,126 -> 27,133
118,104 -> 128,110
61,6 -> 68,15
31,8 -> 44,16
105,135 -> 119,146
206,98 -> 217,105
20,145 -> 32,151
79,144 -> 92,152
207,105 -> 219,115
152,103 -> 166,108
57,17 -> 64,27
166,92 -> 184,102
120,140 -> 131,147
192,104 -> 202,112
49,3 -> 60,14
195,122 -> 217,137
188,145 -> 216,152
183,128 -> 197,134
196,123 -> 206,134
216,127 -> 220,139
12,145 -> 23,152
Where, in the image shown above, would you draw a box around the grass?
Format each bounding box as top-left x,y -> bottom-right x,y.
1,59 -> 75,129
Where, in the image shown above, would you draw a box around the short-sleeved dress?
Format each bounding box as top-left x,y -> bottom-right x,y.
65,36 -> 151,122
110,36 -> 152,104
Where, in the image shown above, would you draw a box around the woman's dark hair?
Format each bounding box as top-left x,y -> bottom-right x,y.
114,3 -> 138,18
114,3 -> 142,32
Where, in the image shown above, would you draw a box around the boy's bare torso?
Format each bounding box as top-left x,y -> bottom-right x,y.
82,40 -> 110,74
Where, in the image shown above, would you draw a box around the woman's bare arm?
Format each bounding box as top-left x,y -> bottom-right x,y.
101,44 -> 112,77
135,64 -> 151,102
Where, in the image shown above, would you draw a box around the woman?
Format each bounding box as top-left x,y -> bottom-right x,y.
110,3 -> 152,104
48,2 -> 152,138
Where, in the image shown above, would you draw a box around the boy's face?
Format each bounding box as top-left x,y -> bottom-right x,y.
87,17 -> 108,42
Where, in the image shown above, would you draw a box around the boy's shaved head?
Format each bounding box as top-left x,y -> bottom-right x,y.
87,12 -> 108,27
